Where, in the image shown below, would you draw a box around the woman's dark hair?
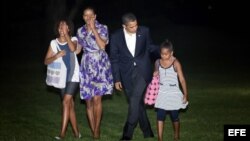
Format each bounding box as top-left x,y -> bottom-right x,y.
122,13 -> 137,25
160,39 -> 174,52
54,17 -> 74,37
83,6 -> 96,15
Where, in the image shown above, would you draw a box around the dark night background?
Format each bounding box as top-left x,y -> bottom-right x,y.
3,0 -> 250,63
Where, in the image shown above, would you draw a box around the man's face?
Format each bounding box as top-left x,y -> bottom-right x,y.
123,20 -> 138,34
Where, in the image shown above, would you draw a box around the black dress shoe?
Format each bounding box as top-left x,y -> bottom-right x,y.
120,136 -> 131,141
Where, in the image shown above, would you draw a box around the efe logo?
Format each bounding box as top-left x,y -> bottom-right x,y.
228,129 -> 246,136
224,125 -> 250,141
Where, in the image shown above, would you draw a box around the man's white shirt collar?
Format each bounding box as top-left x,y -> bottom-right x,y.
123,28 -> 136,57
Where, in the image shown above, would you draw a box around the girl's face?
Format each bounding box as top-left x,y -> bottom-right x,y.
58,21 -> 69,36
160,48 -> 173,60
83,9 -> 96,24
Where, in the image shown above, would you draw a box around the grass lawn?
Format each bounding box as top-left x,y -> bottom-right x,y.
1,24 -> 250,141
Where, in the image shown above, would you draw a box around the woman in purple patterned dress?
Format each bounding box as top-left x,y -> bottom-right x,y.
76,6 -> 113,139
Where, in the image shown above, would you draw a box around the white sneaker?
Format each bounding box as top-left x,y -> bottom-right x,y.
54,136 -> 62,140
78,133 -> 82,139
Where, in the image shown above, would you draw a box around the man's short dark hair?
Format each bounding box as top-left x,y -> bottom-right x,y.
122,13 -> 137,25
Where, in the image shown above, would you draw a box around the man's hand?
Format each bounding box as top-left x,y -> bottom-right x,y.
115,82 -> 123,91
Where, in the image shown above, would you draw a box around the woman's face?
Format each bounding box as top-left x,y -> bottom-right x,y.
83,9 -> 96,24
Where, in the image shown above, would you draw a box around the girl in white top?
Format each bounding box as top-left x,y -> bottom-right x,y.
44,18 -> 81,140
154,39 -> 188,141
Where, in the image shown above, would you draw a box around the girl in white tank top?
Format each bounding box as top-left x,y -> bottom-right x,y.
153,39 -> 188,141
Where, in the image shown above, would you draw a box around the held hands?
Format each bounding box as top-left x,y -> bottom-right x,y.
115,82 -> 123,91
